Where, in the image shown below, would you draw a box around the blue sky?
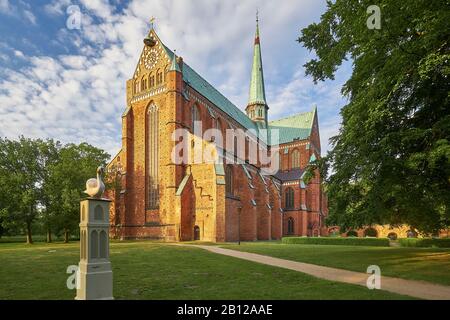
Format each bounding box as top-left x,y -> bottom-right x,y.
0,0 -> 351,158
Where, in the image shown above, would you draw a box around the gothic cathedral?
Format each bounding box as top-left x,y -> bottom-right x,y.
107,20 -> 328,241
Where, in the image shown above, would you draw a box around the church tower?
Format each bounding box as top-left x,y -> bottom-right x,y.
246,14 -> 268,126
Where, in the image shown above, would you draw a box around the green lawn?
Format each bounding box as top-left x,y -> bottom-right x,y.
0,241 -> 411,300
223,242 -> 450,286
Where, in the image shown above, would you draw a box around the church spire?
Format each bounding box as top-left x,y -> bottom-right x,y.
246,12 -> 268,125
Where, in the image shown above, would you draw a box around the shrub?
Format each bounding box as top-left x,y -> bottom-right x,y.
399,238 -> 450,248
281,237 -> 390,247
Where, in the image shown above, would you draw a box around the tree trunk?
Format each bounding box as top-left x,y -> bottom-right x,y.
64,229 -> 69,243
46,229 -> 52,243
26,222 -> 33,244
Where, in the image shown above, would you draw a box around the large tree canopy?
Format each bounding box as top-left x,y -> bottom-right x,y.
0,137 -> 109,243
300,0 -> 450,233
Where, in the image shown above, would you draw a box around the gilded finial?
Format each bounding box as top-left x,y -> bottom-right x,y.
150,17 -> 156,29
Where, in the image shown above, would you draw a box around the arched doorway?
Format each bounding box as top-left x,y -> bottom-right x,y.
194,225 -> 200,241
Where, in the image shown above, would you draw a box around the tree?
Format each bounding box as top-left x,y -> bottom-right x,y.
48,143 -> 109,242
38,139 -> 61,242
299,0 -> 450,233
0,137 -> 49,243
0,138 -> 109,243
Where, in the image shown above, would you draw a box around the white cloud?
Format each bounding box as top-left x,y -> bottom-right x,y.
0,0 -> 349,158
14,50 -> 24,58
0,0 -> 37,24
44,0 -> 72,16
0,0 -> 10,13
23,9 -> 36,25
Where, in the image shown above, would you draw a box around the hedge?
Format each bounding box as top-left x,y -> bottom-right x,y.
399,238 -> 450,248
281,237 -> 390,247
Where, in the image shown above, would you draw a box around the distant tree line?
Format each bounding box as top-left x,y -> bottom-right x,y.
0,137 -> 109,243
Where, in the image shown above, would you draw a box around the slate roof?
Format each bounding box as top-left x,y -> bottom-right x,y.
273,169 -> 304,182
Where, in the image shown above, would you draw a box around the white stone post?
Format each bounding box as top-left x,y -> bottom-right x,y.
75,198 -> 113,300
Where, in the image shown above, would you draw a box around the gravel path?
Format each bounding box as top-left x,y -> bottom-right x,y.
180,244 -> 450,300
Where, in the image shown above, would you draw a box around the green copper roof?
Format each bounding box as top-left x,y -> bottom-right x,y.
248,21 -> 267,107
169,53 -> 181,72
269,108 -> 316,145
158,36 -> 317,147
161,44 -> 262,138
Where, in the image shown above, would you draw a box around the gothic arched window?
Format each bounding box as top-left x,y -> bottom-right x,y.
164,66 -> 168,82
285,187 -> 294,209
156,69 -> 163,85
291,149 -> 300,169
215,118 -> 224,153
134,81 -> 140,94
146,103 -> 159,209
149,73 -> 155,87
225,165 -> 233,196
287,217 -> 294,234
156,69 -> 161,85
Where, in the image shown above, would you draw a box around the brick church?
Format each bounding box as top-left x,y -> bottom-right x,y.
107,19 -> 328,242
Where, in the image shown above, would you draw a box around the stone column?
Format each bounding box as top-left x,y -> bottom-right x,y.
76,198 -> 113,300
